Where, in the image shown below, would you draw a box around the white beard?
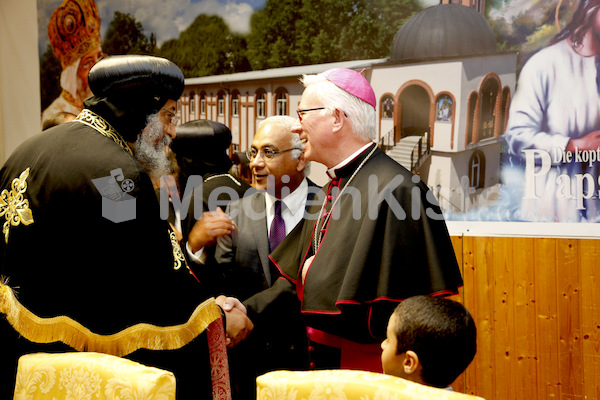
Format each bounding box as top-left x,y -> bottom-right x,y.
133,113 -> 172,182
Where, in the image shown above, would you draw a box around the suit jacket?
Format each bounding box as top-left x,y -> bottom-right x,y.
212,179 -> 317,400
210,178 -> 318,300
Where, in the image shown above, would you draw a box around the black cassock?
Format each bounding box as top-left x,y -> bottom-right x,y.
0,112 -> 217,400
245,143 -> 463,370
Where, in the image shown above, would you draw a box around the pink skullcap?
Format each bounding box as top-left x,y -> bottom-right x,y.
321,68 -> 376,109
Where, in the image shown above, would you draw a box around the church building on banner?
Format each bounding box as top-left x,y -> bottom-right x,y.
179,4 -> 517,215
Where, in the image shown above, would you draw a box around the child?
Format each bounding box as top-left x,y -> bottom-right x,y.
380,295 -> 477,389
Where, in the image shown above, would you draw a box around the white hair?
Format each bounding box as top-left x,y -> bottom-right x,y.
300,73 -> 376,142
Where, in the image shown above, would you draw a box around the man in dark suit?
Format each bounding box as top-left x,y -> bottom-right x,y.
215,115 -> 316,297
207,115 -> 317,399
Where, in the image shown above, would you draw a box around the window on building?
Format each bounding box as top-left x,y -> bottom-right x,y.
381,95 -> 394,119
200,93 -> 206,115
468,151 -> 486,189
479,77 -> 500,140
190,99 -> 195,115
275,90 -> 288,115
232,99 -> 239,116
218,98 -> 225,116
256,91 -> 266,118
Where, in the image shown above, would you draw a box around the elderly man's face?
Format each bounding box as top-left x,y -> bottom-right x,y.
295,88 -> 333,166
133,99 -> 178,181
249,122 -> 305,199
158,99 -> 178,141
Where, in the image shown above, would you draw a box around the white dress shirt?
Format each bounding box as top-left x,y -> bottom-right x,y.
264,177 -> 309,236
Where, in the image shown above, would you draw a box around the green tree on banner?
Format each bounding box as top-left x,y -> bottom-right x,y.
156,14 -> 250,78
246,0 -> 422,70
102,11 -> 156,55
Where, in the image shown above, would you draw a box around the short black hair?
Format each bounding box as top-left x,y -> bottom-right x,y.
392,295 -> 477,388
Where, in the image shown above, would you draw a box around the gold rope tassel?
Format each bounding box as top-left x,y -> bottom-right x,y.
0,280 -> 221,357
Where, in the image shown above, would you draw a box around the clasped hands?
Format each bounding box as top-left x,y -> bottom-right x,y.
189,209 -> 252,346
215,295 -> 254,348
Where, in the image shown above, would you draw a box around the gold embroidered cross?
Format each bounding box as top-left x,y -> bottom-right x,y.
0,168 -> 34,243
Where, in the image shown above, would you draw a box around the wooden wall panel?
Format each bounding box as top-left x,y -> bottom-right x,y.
534,238 -> 561,399
473,236 -> 495,399
492,237 -> 515,400
557,239 -> 583,399
512,238 -> 538,400
450,236 -> 600,400
580,242 -> 600,400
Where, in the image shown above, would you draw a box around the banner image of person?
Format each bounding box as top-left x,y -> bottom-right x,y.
40,0 -> 103,128
38,0 -> 254,131
432,0 -> 600,224
500,0 -> 600,223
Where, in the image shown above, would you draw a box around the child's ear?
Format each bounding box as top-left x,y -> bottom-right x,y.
403,350 -> 420,375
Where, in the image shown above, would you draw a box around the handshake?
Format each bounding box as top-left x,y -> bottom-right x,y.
215,295 -> 254,347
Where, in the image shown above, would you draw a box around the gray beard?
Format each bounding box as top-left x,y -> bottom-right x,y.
133,113 -> 172,182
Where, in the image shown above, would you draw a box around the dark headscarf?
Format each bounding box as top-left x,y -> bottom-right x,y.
84,55 -> 185,142
172,119 -> 233,177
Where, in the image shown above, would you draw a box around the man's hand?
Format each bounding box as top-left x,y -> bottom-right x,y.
188,208 -> 236,253
215,295 -> 254,347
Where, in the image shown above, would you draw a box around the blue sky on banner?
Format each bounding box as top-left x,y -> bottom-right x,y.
37,0 -> 267,56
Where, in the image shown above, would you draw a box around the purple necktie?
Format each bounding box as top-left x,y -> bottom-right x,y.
269,200 -> 286,251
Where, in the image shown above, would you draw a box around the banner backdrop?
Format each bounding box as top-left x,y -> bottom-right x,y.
37,0 -> 600,237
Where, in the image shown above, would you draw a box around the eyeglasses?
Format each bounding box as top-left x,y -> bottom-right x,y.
161,107 -> 180,125
246,147 -> 300,161
296,107 -> 326,121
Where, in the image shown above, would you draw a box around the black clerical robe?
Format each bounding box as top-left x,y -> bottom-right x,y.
0,111 -> 216,399
246,143 -> 462,370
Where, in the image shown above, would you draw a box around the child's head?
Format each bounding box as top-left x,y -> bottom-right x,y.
380,295 -> 477,388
